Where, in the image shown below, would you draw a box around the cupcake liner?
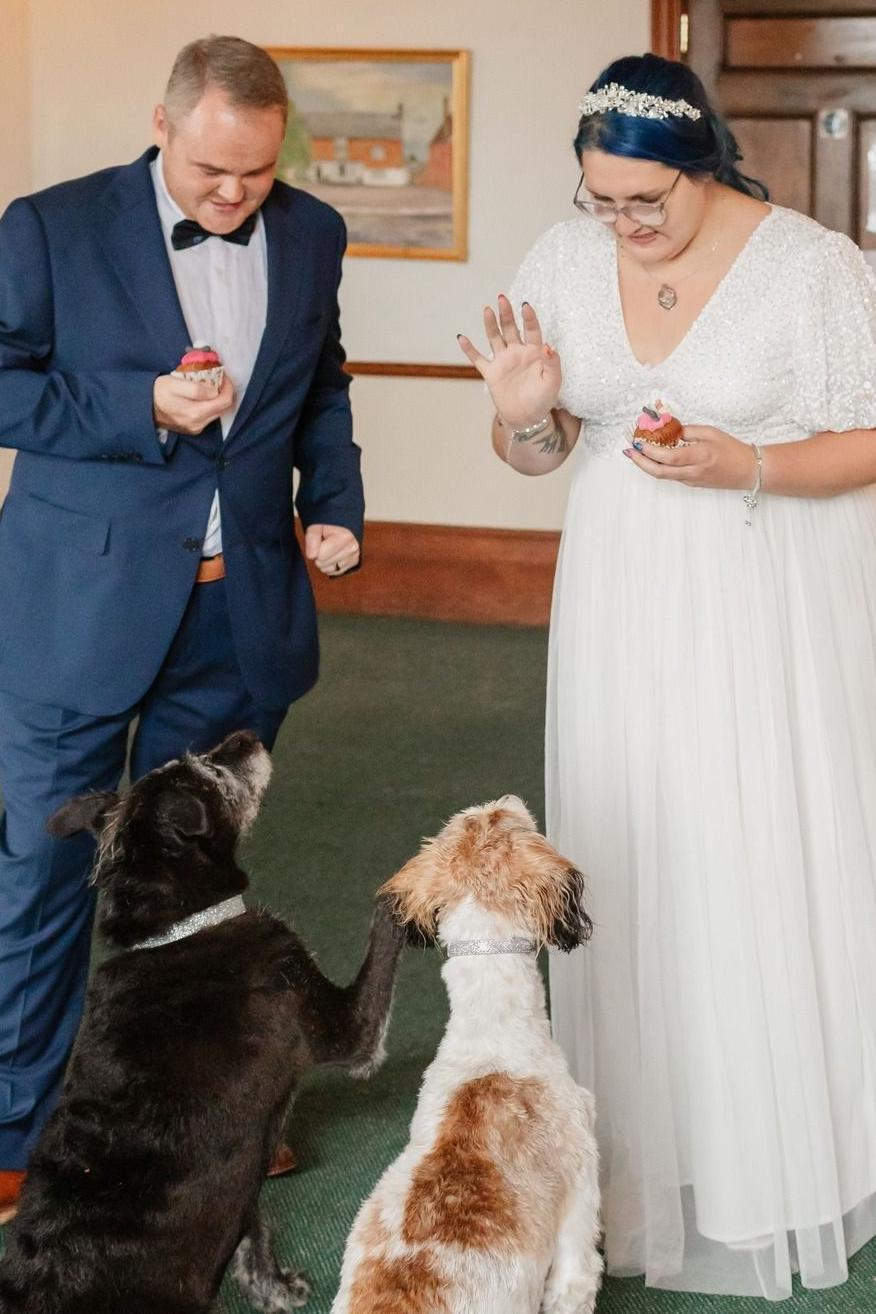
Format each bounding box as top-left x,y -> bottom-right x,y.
632,422 -> 682,447
170,365 -> 225,390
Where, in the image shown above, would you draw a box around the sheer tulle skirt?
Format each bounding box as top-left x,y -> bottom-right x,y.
546,450 -> 876,1299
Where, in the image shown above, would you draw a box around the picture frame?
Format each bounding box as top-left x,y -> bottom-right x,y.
265,47 -> 470,261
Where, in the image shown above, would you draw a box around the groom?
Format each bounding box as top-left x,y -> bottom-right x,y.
0,35 -> 362,1218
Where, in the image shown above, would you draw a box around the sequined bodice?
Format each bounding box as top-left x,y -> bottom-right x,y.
510,206 -> 876,462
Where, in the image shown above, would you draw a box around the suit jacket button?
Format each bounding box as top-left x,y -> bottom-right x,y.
183,537 -> 202,551
217,456 -> 230,471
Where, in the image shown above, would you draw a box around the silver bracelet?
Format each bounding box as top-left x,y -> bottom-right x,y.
743,442 -> 763,526
500,412 -> 553,442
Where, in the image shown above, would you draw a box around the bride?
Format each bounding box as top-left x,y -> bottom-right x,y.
459,52 -> 876,1301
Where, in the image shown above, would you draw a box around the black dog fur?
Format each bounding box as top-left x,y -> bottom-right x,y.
0,730 -> 404,1314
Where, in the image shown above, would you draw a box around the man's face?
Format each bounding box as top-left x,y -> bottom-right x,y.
153,86 -> 286,233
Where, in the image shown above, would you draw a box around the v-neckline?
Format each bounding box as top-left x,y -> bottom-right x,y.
612,205 -> 776,371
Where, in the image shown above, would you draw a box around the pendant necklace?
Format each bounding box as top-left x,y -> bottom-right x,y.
626,227 -> 722,312
657,282 -> 683,311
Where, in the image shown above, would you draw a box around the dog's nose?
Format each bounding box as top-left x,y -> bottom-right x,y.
209,729 -> 263,762
496,793 -> 531,820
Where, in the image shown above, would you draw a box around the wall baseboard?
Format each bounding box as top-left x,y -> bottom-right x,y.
307,520 -> 559,626
346,362 -> 480,379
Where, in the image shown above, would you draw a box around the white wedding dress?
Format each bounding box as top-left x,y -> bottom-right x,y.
511,206 -> 876,1299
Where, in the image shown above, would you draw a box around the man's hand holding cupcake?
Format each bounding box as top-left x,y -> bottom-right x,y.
153,342 -> 235,435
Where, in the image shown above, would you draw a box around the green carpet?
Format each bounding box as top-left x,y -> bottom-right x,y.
4,615 -> 876,1311
218,615 -> 551,1311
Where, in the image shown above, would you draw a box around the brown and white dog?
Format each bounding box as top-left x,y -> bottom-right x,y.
330,796 -> 602,1314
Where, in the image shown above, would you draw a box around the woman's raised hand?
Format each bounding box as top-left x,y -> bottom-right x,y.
458,295 -> 562,427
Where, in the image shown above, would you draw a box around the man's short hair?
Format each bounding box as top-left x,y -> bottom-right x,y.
164,36 -> 288,123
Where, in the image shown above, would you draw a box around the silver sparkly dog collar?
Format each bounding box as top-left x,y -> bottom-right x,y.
128,895 -> 247,951
445,937 -> 538,958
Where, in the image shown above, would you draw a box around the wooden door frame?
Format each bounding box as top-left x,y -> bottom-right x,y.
652,0 -> 683,59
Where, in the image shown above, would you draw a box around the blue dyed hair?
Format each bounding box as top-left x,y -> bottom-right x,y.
575,54 -> 768,200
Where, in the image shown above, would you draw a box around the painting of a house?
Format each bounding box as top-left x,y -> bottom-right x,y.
415,100 -> 453,191
303,110 -> 411,187
267,48 -> 469,259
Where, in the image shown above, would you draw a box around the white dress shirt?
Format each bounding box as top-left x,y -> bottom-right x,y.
150,152 -> 268,556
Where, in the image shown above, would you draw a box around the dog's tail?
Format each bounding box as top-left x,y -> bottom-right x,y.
339,895 -> 406,1078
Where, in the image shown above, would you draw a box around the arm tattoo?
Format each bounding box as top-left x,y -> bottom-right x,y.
536,425 -> 568,455
511,424 -> 568,455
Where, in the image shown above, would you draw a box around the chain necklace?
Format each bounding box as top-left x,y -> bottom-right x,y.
623,218 -> 723,311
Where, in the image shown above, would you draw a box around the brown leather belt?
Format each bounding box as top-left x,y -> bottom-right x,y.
196,553 -> 226,584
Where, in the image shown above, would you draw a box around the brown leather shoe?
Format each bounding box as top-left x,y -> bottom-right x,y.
0,1170 -> 25,1225
267,1142 -> 297,1178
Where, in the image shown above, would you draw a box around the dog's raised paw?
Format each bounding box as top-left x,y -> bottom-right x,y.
247,1270 -> 311,1312
233,1236 -> 311,1311
246,1269 -> 311,1312
246,1266 -> 311,1308
276,1267 -> 312,1310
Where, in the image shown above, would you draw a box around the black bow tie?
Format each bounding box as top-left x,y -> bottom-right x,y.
171,213 -> 257,251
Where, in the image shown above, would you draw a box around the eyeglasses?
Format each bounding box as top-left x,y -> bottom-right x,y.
573,170 -> 682,226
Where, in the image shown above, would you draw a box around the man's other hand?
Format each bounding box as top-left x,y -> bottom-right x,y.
304,524 -> 361,576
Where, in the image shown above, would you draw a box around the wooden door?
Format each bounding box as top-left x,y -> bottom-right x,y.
652,0 -> 876,261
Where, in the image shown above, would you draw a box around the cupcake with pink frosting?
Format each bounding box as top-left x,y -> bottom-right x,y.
171,341 -> 224,391
633,400 -> 683,447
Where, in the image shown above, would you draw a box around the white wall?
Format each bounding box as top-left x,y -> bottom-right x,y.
4,0 -> 649,523
1,0 -> 31,209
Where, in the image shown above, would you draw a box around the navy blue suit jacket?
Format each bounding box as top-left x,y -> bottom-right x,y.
0,148 -> 363,715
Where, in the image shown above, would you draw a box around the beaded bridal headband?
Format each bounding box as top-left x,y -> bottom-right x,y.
578,82 -> 702,122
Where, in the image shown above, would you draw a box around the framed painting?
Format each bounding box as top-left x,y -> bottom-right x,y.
266,47 -> 470,260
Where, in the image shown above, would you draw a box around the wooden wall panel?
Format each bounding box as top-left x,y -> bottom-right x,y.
728,116 -> 813,212
723,0 -> 876,15
303,521 -> 559,627
667,1 -> 876,243
858,119 -> 876,252
726,18 -> 876,70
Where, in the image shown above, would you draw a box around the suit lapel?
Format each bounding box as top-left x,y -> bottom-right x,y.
224,186 -> 308,445
96,162 -> 310,436
96,148 -> 190,368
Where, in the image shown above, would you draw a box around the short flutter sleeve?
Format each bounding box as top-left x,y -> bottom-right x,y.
507,224 -> 566,348
795,229 -> 876,434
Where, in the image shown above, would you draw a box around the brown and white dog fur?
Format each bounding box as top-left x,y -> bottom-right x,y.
330,796 -> 602,1314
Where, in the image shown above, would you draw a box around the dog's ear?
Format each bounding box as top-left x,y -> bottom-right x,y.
158,792 -> 211,848
403,918 -> 440,948
47,792 -> 118,839
548,865 -> 593,952
379,847 -> 444,942
516,833 -> 593,951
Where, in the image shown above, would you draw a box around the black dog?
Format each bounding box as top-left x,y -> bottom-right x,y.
0,730 -> 404,1314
